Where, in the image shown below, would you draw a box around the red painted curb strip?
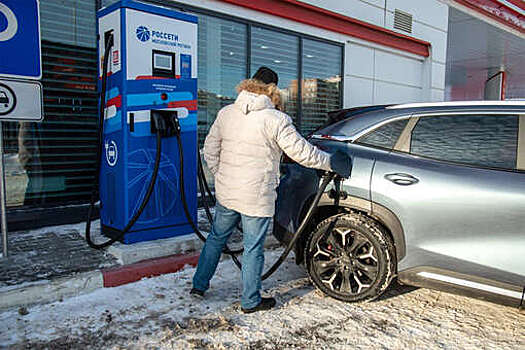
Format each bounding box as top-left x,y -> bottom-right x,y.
102,252 -> 200,288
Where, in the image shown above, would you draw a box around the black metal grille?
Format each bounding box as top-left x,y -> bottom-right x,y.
3,40 -> 98,208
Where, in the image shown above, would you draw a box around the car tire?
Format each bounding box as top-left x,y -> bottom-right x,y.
305,212 -> 396,302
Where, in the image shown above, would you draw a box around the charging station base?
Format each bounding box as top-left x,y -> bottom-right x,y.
102,223 -> 195,244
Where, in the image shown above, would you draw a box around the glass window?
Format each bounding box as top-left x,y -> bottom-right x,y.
41,0 -> 96,48
358,119 -> 409,149
198,15 -> 247,146
411,115 -> 519,170
251,26 -> 299,121
301,39 -> 342,135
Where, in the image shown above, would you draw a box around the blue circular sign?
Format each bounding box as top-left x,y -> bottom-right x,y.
136,26 -> 150,42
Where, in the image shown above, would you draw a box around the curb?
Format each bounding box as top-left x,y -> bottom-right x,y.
0,271 -> 103,311
102,252 -> 200,287
0,251 -> 200,310
0,235 -> 280,310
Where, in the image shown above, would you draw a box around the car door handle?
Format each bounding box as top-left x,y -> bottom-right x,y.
384,173 -> 419,186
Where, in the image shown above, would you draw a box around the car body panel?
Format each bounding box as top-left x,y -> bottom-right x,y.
372,151 -> 525,286
274,102 -> 525,306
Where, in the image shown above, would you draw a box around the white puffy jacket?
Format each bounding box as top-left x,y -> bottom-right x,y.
203,89 -> 332,217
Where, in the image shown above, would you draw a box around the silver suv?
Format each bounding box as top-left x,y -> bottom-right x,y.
274,101 -> 525,307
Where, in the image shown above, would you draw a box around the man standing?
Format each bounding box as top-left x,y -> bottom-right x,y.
192,67 -> 351,313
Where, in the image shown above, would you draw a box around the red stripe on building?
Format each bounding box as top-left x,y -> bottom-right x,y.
106,95 -> 122,108
219,0 -> 430,57
454,0 -> 525,33
168,99 -> 198,110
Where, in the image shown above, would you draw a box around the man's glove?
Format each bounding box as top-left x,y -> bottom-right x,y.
329,151 -> 352,178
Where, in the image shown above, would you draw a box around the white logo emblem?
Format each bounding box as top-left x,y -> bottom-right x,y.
105,140 -> 118,167
0,3 -> 18,42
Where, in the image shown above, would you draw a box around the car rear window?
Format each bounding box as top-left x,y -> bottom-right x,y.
410,114 -> 519,170
357,118 -> 409,149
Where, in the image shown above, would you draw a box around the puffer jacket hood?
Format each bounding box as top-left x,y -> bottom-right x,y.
235,90 -> 274,114
203,81 -> 332,217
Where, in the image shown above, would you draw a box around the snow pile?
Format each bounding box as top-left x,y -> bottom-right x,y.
1,248 -> 523,349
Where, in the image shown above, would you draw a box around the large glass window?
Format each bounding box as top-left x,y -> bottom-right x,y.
250,27 -> 299,121
411,115 -> 519,170
197,16 -> 247,146
301,39 -> 342,135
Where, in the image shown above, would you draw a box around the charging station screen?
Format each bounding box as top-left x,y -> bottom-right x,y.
154,52 -> 173,71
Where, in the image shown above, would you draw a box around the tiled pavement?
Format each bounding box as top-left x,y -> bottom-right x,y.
0,223 -> 118,288
0,210 -> 244,290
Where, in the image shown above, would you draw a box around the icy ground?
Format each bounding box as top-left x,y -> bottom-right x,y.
0,249 -> 523,350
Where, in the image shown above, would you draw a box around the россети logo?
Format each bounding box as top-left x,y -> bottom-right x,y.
136,26 -> 150,42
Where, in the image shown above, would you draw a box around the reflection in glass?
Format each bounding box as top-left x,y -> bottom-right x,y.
359,119 -> 409,149
251,26 -> 299,121
301,39 -> 342,135
198,16 -> 247,147
411,115 -> 519,170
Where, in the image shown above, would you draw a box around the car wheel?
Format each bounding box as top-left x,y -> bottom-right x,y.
305,212 -> 396,302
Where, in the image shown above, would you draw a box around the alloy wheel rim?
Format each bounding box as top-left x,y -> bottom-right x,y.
312,227 -> 379,295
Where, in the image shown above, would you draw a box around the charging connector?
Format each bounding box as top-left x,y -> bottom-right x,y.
151,110 -> 180,137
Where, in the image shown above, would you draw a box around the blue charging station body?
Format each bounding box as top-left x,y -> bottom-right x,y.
97,1 -> 198,244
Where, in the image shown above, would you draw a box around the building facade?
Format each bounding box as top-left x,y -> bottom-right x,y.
2,0 -> 523,229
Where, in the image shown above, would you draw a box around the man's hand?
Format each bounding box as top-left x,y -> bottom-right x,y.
329,151 -> 352,178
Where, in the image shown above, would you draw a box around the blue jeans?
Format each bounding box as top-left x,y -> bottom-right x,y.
193,202 -> 271,309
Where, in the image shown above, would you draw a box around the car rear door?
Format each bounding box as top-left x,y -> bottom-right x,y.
371,112 -> 525,297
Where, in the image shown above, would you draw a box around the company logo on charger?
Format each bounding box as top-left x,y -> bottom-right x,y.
136,25 -> 182,47
136,26 -> 151,42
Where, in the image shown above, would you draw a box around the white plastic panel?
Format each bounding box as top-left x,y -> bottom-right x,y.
431,88 -> 445,102
345,43 -> 375,79
374,50 -> 423,87
374,80 -> 422,104
432,62 -> 446,90
344,76 -> 374,107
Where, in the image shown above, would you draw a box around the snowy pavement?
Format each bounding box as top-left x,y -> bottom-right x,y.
1,248 -> 523,349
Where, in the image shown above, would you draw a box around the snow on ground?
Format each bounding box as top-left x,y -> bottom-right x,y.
0,248 -> 523,350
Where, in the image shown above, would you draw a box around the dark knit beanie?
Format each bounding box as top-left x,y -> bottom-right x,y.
252,66 -> 279,85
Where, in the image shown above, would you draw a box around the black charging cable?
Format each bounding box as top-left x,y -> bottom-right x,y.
170,116 -> 242,268
86,34 -> 164,249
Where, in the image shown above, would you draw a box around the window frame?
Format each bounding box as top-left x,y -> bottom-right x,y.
399,112 -> 523,173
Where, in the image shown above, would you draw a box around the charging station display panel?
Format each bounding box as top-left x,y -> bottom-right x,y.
126,9 -> 197,80
152,50 -> 175,77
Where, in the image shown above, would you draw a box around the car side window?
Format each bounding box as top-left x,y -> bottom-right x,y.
357,119 -> 409,149
410,114 -> 519,170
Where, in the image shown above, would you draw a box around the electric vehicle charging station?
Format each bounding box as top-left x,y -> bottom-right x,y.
90,0 -> 337,282
95,0 -> 198,244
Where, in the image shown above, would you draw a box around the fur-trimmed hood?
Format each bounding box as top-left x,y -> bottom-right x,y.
235,79 -> 282,114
